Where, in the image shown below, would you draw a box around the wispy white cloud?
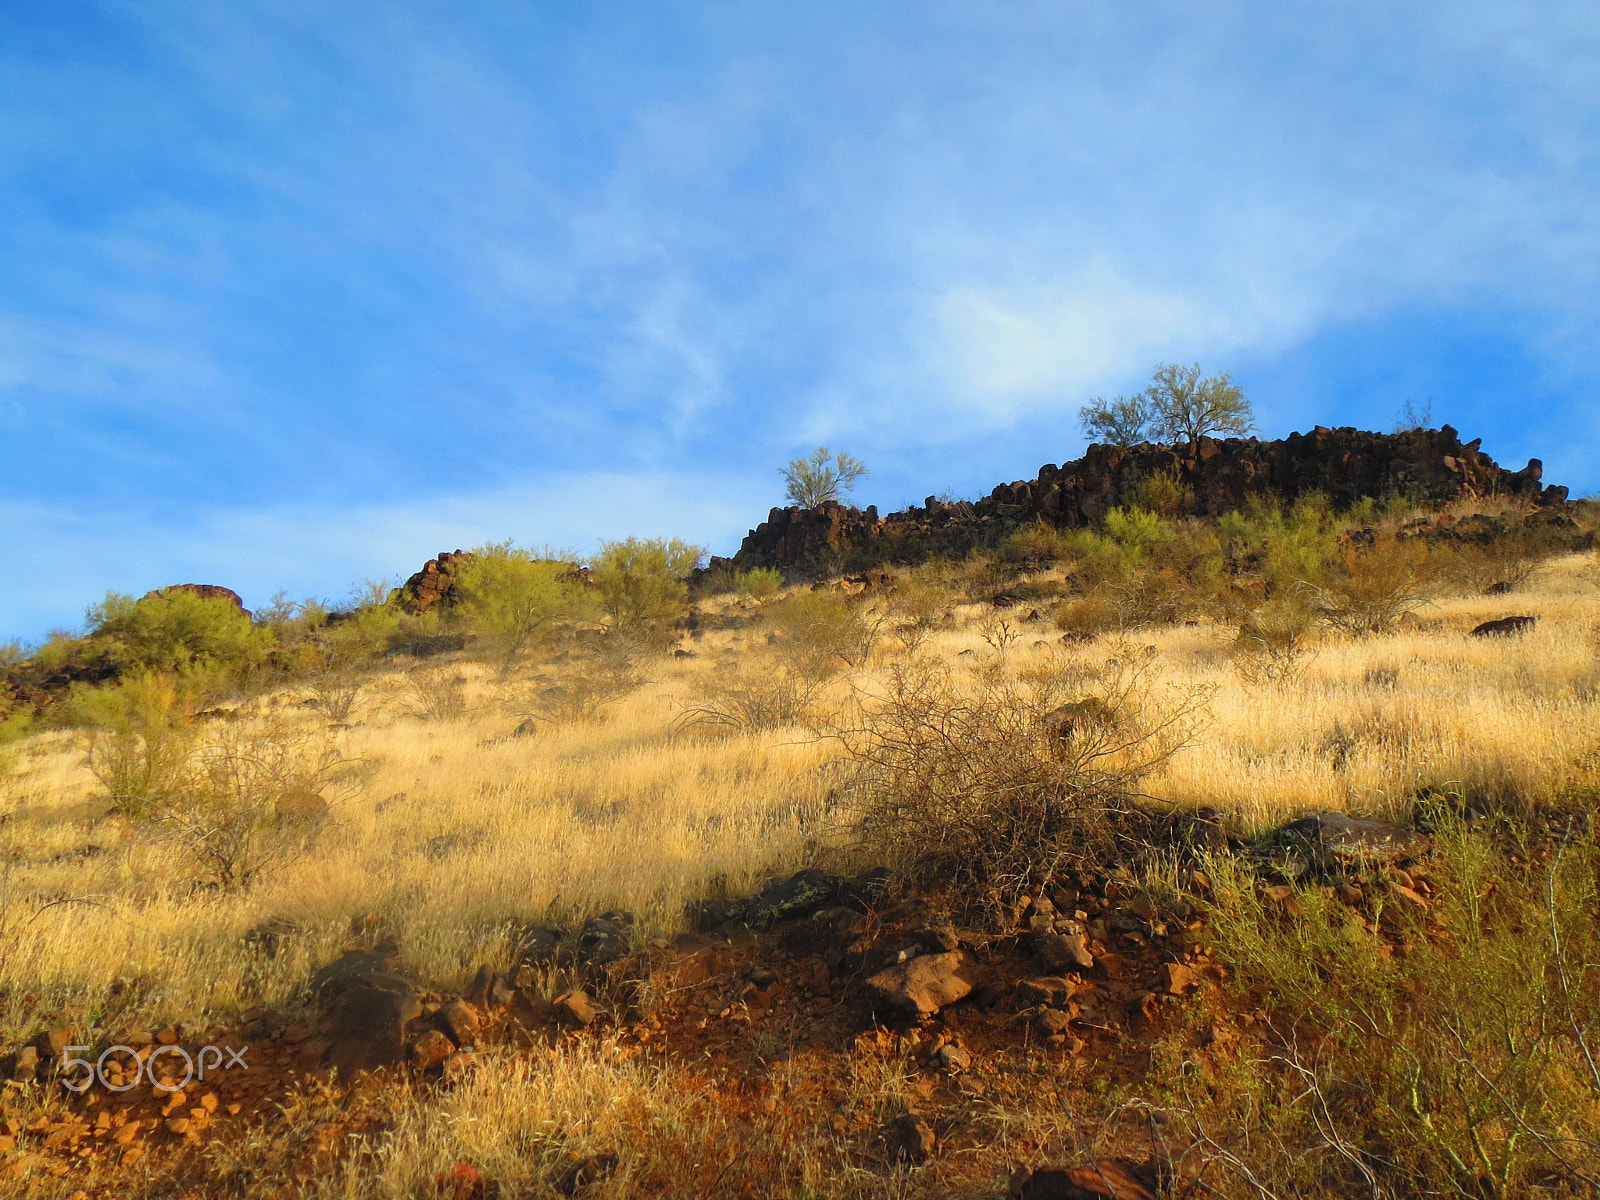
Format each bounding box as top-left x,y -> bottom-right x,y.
2,0 -> 1599,636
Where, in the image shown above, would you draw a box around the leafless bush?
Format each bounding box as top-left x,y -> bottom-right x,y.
140,718 -> 372,890
833,650 -> 1209,894
506,646 -> 643,725
1233,596 -> 1320,686
678,649 -> 837,733
1314,539 -> 1440,635
405,666 -> 471,721
976,609 -> 1022,655
305,667 -> 364,723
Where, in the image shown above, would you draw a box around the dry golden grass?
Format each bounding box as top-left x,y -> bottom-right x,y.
0,550 -> 1596,1050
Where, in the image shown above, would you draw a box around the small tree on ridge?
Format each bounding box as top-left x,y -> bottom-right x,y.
782,447 -> 868,509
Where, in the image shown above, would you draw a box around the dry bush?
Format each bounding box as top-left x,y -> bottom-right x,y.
1055,593 -> 1122,640
405,665 -> 472,721
1233,594 -> 1320,686
835,650 -> 1208,895
1313,538 -> 1441,635
884,573 -> 950,655
80,694 -> 371,890
763,589 -> 883,668
678,652 -> 837,733
506,646 -> 644,725
144,718 -> 368,890
305,667 -> 364,723
976,607 -> 1023,655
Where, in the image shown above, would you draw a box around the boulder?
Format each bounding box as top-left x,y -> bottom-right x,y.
1009,1161 -> 1155,1200
1277,812 -> 1430,866
310,950 -> 404,998
1035,930 -> 1095,972
1470,615 -> 1537,637
327,980 -> 421,1076
410,1029 -> 454,1070
884,1113 -> 936,1163
728,869 -> 842,929
865,951 -> 979,1016
437,999 -> 481,1047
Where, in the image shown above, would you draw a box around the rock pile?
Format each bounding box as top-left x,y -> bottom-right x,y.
396,550 -> 472,615
725,425 -> 1571,572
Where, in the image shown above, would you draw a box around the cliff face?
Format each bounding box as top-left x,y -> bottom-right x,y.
725,425 -> 1567,572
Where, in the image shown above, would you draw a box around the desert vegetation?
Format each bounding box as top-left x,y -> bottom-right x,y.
1,475 -> 1599,1198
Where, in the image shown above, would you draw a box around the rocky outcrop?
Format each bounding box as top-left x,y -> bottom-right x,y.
395,550 -> 471,615
141,584 -> 249,616
726,426 -> 1569,572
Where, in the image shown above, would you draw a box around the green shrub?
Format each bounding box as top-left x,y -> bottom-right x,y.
86,590 -> 274,678
593,538 -> 704,631
1189,806 -> 1600,1197
70,671 -> 208,820
451,543 -> 596,676
735,567 -> 784,598
1314,538 -> 1441,635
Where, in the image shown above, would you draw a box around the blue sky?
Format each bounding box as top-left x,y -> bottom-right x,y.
3,1 -> 1598,641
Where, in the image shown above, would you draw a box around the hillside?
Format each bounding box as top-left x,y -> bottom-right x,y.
0,430 -> 1597,1199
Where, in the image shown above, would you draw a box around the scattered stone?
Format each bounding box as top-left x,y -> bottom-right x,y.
1042,698 -> 1118,744
1009,1160 -> 1155,1200
554,1153 -> 619,1195
464,964 -> 493,1008
884,1113 -> 936,1163
244,917 -> 302,959
1278,812 -> 1431,866
1160,962 -> 1200,995
1035,930 -> 1094,972
907,923 -> 960,953
1035,1009 -> 1074,1038
553,990 -> 598,1029
865,951 -> 978,1016
410,1029 -> 455,1070
437,999 -> 481,1047
10,1045 -> 38,1082
577,914 -> 633,964
432,1161 -> 488,1200
1470,615 -> 1537,637
1017,977 -> 1076,1006
514,925 -> 566,966
273,789 -> 328,824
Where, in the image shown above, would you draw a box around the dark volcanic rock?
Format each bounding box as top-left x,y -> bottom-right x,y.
728,869 -> 841,929
141,583 -> 250,615
1470,615 -> 1538,637
729,427 -> 1570,571
1278,812 -> 1430,866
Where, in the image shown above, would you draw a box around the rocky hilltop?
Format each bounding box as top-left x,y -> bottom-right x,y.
725,425 -> 1568,572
